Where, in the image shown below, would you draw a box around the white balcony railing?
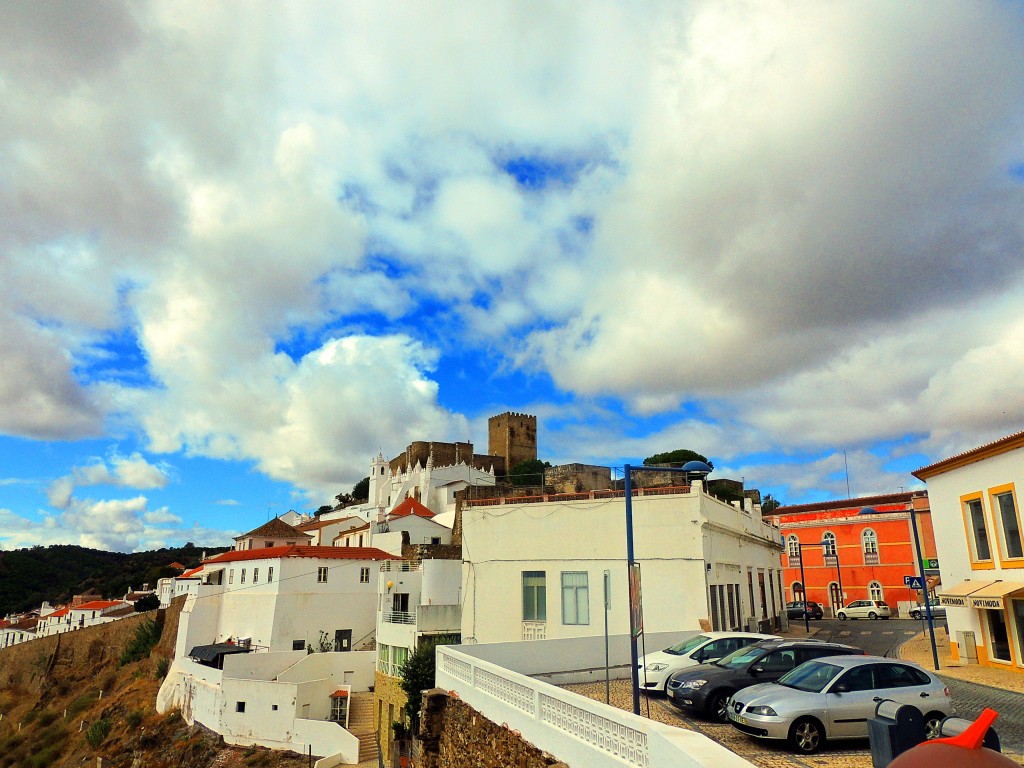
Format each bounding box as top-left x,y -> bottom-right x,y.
384,609 -> 417,625
380,560 -> 422,572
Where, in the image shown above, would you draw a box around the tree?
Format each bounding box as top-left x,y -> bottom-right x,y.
508,459 -> 551,487
315,505 -> 334,517
761,494 -> 781,514
400,635 -> 458,730
352,476 -> 370,502
134,594 -> 160,612
642,449 -> 713,469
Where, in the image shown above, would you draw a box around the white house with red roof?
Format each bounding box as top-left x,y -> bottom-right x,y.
36,606 -> 73,636
297,514 -> 364,546
0,616 -> 38,647
68,599 -> 133,630
233,517 -> 314,551
331,499 -> 452,554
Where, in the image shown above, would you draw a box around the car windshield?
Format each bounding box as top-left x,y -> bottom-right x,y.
777,661 -> 843,692
664,634 -> 712,656
714,644 -> 767,669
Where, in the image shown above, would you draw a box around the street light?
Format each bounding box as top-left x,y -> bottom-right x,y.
623,463 -> 707,716
791,539 -> 844,632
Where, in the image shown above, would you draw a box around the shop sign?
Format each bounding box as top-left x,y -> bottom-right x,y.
970,596 -> 1005,610
939,595 -> 967,607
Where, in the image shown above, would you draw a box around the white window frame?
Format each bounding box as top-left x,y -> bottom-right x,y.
786,535 -> 800,558
561,571 -> 590,625
822,531 -> 837,557
861,529 -> 878,555
868,581 -> 884,601
360,567 -> 370,583
522,571 -> 546,622
317,567 -> 329,583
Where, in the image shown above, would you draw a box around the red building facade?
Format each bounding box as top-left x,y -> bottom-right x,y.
768,492 -> 937,617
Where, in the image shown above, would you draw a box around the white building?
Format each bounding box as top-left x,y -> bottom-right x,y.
362,451 -> 497,519
460,482 -> 784,644
913,431 -> 1024,672
234,517 -> 314,551
299,515 -> 365,546
0,616 -> 38,647
173,545 -> 398,656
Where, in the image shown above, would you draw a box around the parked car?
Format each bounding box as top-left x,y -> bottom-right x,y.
909,602 -> 946,620
665,638 -> 863,722
638,631 -> 777,693
785,601 -> 824,620
727,655 -> 954,753
836,599 -> 891,620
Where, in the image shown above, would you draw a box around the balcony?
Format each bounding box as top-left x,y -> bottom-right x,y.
864,551 -> 880,565
383,609 -> 416,625
380,560 -> 422,573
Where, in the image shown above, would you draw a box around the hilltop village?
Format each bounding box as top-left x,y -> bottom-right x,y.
4,415 -> 1024,768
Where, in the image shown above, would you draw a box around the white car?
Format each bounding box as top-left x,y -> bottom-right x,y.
836,600 -> 891,620
638,631 -> 778,693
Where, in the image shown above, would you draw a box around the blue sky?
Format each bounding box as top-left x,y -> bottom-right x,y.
2,2 -> 1024,552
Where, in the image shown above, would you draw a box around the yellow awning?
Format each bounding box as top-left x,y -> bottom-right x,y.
937,580 -> 993,608
968,581 -> 1024,610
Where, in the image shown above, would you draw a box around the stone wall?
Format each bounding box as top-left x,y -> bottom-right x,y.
401,543 -> 462,562
388,441 -> 507,477
374,670 -> 408,764
415,689 -> 565,768
544,463 -> 613,494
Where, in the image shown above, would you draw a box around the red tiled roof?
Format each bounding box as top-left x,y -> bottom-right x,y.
774,492 -> 916,517
913,430 -> 1024,480
48,608 -> 70,618
74,600 -> 125,611
235,517 -> 313,541
298,515 -> 354,531
181,566 -> 203,578
389,498 -> 434,519
203,545 -> 397,565
168,561 -> 186,570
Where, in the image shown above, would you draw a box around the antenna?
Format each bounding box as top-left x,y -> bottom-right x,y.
843,450 -> 851,498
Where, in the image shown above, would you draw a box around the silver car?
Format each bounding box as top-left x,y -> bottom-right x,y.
727,655 -> 953,754
909,602 -> 946,620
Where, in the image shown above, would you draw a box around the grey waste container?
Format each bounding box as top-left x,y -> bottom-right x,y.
939,716 -> 1000,751
868,699 -> 926,768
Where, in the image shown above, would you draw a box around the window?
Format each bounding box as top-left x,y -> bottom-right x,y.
868,581 -> 884,601
240,568 -> 246,584
561,572 -> 590,625
360,567 -> 370,584
378,643 -> 390,674
268,567 -> 274,582
236,701 -> 246,713
964,497 -> 992,561
822,532 -> 837,557
787,535 -> 800,558
253,568 -> 259,584
792,581 -> 804,601
993,489 -> 1023,559
229,569 -> 234,585
522,571 -> 546,621
318,567 -> 329,583
265,541 -> 274,548
292,640 -> 305,651
272,704 -> 279,711
862,529 -> 878,555
393,645 -> 409,674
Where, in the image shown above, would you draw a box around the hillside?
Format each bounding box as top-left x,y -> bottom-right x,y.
0,600 -> 308,768
0,544 -> 229,616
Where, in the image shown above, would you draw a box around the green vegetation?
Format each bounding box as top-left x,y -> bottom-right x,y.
400,635 -> 459,729
642,449 -> 713,468
509,459 -> 551,487
155,656 -> 170,679
85,718 -> 111,748
119,619 -> 161,666
134,593 -> 160,612
332,476 -> 371,509
761,494 -> 781,513
0,542 -> 225,616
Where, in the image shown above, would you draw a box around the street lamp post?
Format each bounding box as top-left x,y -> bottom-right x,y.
623,463 -> 706,716
792,539 -> 844,628
909,505 -> 940,671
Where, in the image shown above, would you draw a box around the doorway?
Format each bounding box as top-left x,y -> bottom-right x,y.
335,629 -> 352,652
828,582 -> 842,617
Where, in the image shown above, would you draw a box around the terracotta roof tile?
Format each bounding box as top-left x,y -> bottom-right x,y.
913,430 -> 1024,480
774,492 -> 916,517
74,600 -> 125,611
203,545 -> 397,565
235,517 -> 313,541
389,498 -> 434,519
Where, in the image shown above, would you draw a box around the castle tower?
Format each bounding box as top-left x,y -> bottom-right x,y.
488,412 -> 538,471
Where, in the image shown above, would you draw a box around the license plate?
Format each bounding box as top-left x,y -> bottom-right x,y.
729,712 -> 745,725
667,689 -> 675,699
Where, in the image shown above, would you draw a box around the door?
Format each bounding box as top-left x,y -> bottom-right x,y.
825,664 -> 881,739
335,629 -> 352,652
829,583 -> 842,616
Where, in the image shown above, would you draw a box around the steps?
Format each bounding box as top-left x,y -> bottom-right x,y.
348,691 -> 379,764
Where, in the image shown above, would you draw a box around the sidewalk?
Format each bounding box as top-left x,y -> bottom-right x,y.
897,627 -> 1024,693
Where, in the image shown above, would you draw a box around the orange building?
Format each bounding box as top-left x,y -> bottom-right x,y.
767,492 -> 937,617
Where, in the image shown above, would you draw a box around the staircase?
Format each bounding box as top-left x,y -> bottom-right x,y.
348,691 -> 379,764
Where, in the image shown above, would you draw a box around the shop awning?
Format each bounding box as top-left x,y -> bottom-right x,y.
937,580 -> 993,608
967,581 -> 1024,610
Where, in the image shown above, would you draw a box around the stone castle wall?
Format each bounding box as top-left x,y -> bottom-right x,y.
488,412 -> 537,471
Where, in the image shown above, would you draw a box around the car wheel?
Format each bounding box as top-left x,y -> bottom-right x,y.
789,717 -> 824,754
837,612 -> 847,620
924,712 -> 945,740
910,610 -> 921,620
868,611 -> 878,620
709,690 -> 732,723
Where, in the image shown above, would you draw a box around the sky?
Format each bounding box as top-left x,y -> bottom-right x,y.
2,1 -> 1023,553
